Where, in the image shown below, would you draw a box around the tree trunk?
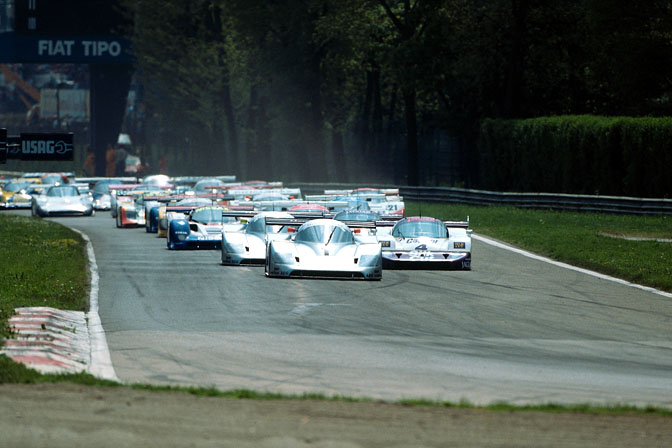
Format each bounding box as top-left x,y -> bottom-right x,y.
332,129 -> 346,182
404,88 -> 419,186
221,82 -> 239,174
245,84 -> 259,180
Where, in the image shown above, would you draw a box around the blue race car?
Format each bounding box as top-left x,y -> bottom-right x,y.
167,205 -> 233,250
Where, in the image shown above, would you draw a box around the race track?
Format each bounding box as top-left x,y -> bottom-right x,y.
47,211 -> 672,407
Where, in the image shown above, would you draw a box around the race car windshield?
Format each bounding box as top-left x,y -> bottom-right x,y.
191,208 -> 223,224
194,179 -> 224,193
247,217 -> 292,234
352,189 -> 380,196
94,182 -> 112,194
4,182 -> 29,192
42,175 -> 67,184
47,186 -> 79,197
253,194 -> 288,201
392,220 -> 447,238
335,211 -> 380,221
296,225 -> 353,244
334,198 -> 372,208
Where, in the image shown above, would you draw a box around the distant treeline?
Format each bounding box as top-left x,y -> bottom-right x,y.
478,116 -> 672,197
121,0 -> 672,189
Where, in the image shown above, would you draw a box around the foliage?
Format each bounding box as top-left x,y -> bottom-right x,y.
478,115 -> 672,197
120,0 -> 672,186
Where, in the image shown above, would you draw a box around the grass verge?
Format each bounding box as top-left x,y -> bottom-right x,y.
406,202 -> 672,293
2,353 -> 669,416
0,214 -> 88,340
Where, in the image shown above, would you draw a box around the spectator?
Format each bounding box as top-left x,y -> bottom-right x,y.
159,154 -> 168,175
105,143 -> 116,177
114,145 -> 128,177
82,147 -> 95,177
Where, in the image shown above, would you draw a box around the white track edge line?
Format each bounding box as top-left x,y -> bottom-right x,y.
71,228 -> 119,381
472,233 -> 672,299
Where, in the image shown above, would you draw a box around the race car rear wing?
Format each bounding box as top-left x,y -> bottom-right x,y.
262,218 -> 395,231
324,188 -> 400,196
75,176 -> 138,185
226,188 -> 302,199
165,205 -> 201,213
171,175 -> 237,184
166,204 -> 254,214
444,220 -> 470,229
306,193 -> 402,203
109,184 -> 142,192
221,210 -> 330,220
145,193 -> 229,203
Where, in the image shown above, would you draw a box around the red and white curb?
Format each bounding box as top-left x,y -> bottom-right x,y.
1,228 -> 119,381
1,307 -> 90,374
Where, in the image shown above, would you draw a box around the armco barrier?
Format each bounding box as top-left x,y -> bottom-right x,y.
288,183 -> 672,215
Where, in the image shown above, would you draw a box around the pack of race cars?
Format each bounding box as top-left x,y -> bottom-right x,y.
2,172 -> 472,279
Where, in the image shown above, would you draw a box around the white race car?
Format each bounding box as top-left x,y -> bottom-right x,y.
221,211 -> 296,265
377,216 -> 471,270
265,218 -> 382,280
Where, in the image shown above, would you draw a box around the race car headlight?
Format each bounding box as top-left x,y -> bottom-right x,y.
174,231 -> 188,241
380,240 -> 391,248
357,254 -> 379,266
224,242 -> 245,253
453,242 -> 466,249
273,251 -> 296,265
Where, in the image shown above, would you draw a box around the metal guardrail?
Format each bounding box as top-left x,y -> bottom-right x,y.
289,183 -> 672,215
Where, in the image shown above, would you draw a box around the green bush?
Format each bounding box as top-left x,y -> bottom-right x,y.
478,116 -> 672,197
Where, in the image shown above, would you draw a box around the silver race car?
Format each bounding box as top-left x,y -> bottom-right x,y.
377,216 -> 471,270
31,184 -> 94,217
221,211 -> 296,265
265,218 -> 382,280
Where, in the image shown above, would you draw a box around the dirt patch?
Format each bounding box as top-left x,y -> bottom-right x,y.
1,383 -> 670,447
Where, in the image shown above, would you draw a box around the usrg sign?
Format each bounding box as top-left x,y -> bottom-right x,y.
19,133 -> 74,161
0,129 -> 6,164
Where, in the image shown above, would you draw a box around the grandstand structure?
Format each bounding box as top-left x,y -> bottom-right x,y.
0,0 -> 133,175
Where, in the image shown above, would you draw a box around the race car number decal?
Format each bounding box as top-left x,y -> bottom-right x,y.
409,251 -> 432,259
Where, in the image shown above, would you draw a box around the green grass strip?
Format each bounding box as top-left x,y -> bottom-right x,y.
0,214 -> 89,339
2,354 -> 670,416
406,202 -> 672,293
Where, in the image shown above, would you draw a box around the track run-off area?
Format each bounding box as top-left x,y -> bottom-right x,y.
40,211 -> 672,408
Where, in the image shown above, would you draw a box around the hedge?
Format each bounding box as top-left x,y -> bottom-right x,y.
478,116 -> 672,198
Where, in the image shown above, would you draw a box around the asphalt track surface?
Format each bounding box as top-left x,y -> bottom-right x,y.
43,211 -> 672,407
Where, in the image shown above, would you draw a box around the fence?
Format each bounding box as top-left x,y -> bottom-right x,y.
289,183 -> 672,215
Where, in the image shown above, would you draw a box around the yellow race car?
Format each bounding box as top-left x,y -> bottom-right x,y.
1,181 -> 32,209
